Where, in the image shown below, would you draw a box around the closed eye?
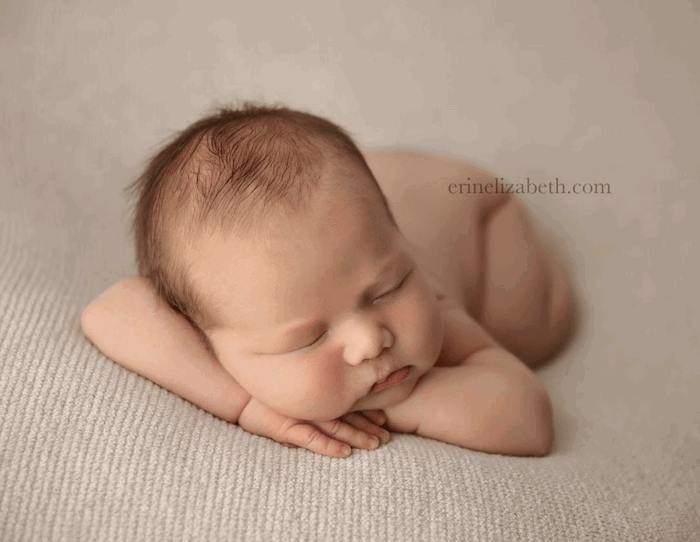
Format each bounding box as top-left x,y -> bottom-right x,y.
296,330 -> 327,351
373,270 -> 412,304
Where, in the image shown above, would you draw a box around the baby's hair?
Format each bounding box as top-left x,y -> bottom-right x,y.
124,101 -> 395,343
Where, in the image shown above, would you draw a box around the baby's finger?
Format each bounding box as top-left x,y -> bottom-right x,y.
359,409 -> 387,427
284,423 -> 352,458
315,417 -> 383,451
342,412 -> 392,445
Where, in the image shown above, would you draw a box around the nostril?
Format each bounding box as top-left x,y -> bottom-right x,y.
382,327 -> 394,349
368,346 -> 390,363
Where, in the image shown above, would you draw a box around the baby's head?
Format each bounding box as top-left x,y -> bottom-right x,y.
127,103 -> 443,420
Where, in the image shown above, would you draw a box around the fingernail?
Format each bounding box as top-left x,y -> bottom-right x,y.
341,445 -> 352,456
369,436 -> 379,449
380,430 -> 391,444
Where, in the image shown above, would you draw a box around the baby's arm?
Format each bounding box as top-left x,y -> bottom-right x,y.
384,299 -> 554,456
81,277 -> 389,457
81,276 -> 251,422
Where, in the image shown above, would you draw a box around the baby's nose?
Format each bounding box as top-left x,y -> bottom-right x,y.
343,321 -> 394,366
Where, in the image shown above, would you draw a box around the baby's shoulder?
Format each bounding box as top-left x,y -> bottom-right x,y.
365,149 -> 505,203
366,149 -> 509,239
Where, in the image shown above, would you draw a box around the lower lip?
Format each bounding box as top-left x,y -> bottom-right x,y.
371,366 -> 412,393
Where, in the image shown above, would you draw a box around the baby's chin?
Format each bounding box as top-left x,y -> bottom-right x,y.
277,392 -> 404,422
274,363 -> 428,421
272,399 -> 355,423
347,375 -> 419,414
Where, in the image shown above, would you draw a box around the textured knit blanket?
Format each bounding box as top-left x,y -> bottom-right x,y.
1,1 -> 699,540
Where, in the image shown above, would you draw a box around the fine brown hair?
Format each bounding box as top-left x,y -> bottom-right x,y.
124,102 -> 395,341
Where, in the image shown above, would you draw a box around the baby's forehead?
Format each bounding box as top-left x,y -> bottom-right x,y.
189,196 -> 400,329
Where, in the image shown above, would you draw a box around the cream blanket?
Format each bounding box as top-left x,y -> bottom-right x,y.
1,1 -> 698,540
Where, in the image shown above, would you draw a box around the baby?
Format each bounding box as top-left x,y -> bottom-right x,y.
81,103 -> 576,458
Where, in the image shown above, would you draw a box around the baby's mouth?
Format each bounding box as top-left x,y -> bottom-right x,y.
370,366 -> 412,393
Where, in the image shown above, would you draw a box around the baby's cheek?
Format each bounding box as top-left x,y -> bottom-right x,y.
213,346 -> 247,384
401,288 -> 444,361
289,351 -> 353,420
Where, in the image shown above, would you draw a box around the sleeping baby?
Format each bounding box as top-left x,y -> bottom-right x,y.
81,103 -> 576,458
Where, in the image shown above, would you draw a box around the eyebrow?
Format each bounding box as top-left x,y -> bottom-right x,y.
273,252 -> 410,349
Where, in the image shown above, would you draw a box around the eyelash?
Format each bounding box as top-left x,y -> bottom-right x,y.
300,331 -> 327,350
373,270 -> 411,304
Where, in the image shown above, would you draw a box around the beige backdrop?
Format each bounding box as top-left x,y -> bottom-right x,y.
1,1 -> 698,540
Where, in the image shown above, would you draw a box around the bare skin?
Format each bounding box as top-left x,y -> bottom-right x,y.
82,151 -> 576,458
365,150 -> 576,367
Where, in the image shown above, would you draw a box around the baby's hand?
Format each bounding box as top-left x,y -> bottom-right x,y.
237,397 -> 391,458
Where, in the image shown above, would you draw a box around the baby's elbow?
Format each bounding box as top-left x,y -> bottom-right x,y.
81,297 -> 117,353
527,386 -> 555,456
513,379 -> 554,456
477,376 -> 554,457
81,301 -> 101,344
